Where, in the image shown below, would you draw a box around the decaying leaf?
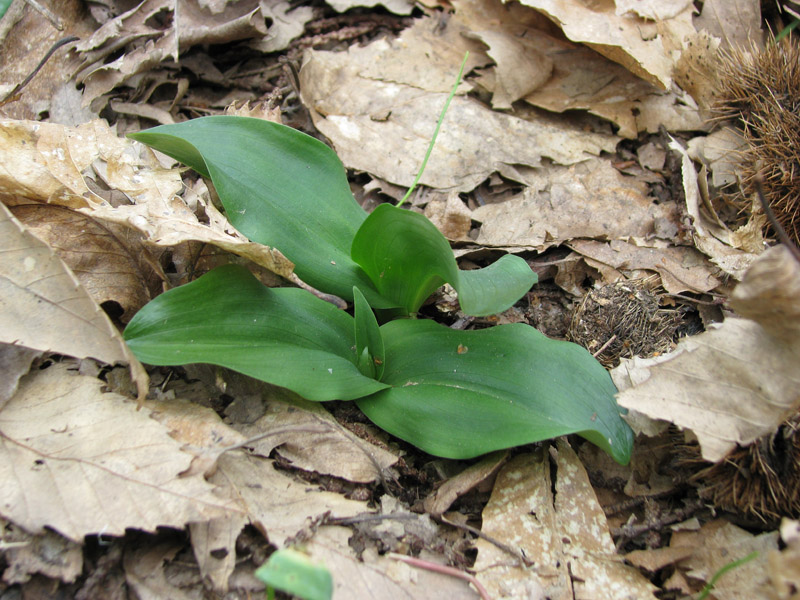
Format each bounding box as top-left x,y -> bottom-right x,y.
472,158 -> 678,252
0,202 -> 148,400
612,316 -> 800,462
299,17 -> 618,192
672,519 -> 779,600
568,239 -> 721,295
306,526 -> 479,599
473,440 -> 657,599
0,118 -> 296,281
520,0 -> 696,88
0,364 -> 237,542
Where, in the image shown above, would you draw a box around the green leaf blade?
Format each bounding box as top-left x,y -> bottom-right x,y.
128,116 -> 392,307
124,265 -> 387,401
353,286 -> 385,380
351,204 -> 536,315
356,320 -> 633,464
458,254 -> 538,316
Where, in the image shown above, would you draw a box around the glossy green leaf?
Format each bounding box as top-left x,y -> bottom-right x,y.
128,116 -> 394,308
123,265 -> 388,401
255,549 -> 332,600
353,287 -> 385,380
356,319 -> 633,464
351,204 -> 536,316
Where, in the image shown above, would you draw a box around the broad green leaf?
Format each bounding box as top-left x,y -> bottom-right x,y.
356,320 -> 633,464
255,549 -> 333,600
351,204 -> 536,316
353,286 -> 385,380
124,265 -> 388,401
128,117 -> 393,308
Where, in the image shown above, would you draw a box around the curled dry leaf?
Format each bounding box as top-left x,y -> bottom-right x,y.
0,364 -> 237,542
520,0 -> 696,89
0,202 -> 148,400
0,118 -> 296,281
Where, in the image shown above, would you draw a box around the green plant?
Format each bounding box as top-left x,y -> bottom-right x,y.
255,548 -> 332,600
122,111 -> 633,464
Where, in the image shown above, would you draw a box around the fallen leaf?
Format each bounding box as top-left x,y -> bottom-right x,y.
675,520 -> 779,600
693,0 -> 763,49
306,526 -> 479,599
729,244 -> 800,343
2,528 -> 83,584
0,202 -> 148,399
473,440 -> 657,599
768,519 -> 800,600
569,238 -> 721,295
123,541 -> 194,600
472,158 -> 677,251
0,118 -> 297,281
0,345 -> 40,410
671,138 -> 758,278
423,191 -> 473,242
299,18 -> 618,192
0,363 -> 237,542
423,451 -> 507,517
325,0 -> 414,15
612,317 -> 800,462
520,0 -> 696,88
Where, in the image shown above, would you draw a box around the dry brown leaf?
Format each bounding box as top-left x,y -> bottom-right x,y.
473,440 -> 657,599
0,202 -> 148,399
211,452 -> 368,548
624,546 -> 694,573
769,519 -> 800,600
729,245 -> 800,343
0,363 -> 238,542
671,138 -> 759,278
232,387 -> 401,484
0,0 -> 91,121
520,0 -> 696,89
299,18 -> 617,192
189,515 -> 248,595
1,528 -> 83,584
325,0 -> 414,15
0,345 -> 40,410
466,29 -> 553,110
123,542 -> 194,600
306,526 -> 479,599
694,0 -> 763,49
674,520 -> 778,600
423,451 -> 507,517
612,315 -> 800,462
687,127 -> 747,188
568,239 -> 721,295
423,191 -> 473,242
10,203 -> 161,321
471,158 -> 676,251
0,118 -> 296,281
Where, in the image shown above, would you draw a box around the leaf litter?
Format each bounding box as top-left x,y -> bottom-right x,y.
0,0 -> 798,597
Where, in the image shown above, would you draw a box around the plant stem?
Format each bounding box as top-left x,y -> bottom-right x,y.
397,51 -> 469,208
695,551 -> 758,600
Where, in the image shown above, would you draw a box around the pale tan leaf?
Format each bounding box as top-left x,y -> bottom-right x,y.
670,138 -> 758,278
471,159 -> 676,251
729,245 -> 800,343
423,451 -> 507,518
299,20 -> 617,192
693,0 -> 763,49
189,515 -> 248,595
612,317 -> 800,462
768,519 -> 800,600
0,118 -> 296,281
466,30 -> 553,110
474,441 -> 657,599
2,528 -> 83,584
568,239 -> 721,295
306,526 -> 479,599
676,520 -> 778,600
325,0 -> 414,14
123,542 -> 194,600
211,452 -> 367,548
423,191 -> 473,242
520,0 -> 696,88
0,364 -> 238,542
0,202 -> 148,400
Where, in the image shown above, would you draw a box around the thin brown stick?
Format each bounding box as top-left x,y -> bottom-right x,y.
0,35 -> 79,106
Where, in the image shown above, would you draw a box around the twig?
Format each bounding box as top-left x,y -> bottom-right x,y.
592,334 -> 617,358
388,553 -> 492,600
436,514 -> 533,568
24,0 -> 62,29
0,35 -> 78,106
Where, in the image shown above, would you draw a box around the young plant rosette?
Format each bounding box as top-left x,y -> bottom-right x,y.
123,116 -> 633,464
